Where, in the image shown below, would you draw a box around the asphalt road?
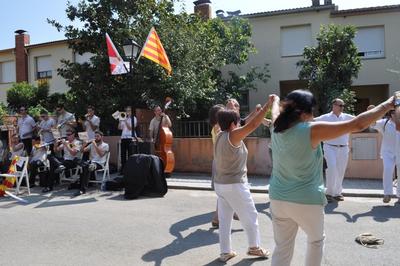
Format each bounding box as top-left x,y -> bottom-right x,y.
1,188 -> 399,266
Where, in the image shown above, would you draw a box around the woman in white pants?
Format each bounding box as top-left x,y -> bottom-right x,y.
213,96 -> 274,262
269,90 -> 394,266
372,111 -> 397,203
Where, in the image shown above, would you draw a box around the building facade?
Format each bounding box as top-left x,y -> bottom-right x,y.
233,1 -> 400,112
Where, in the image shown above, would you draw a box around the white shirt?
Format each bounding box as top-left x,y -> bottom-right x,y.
61,139 -> 81,160
57,112 -> 76,137
119,116 -> 137,139
39,118 -> 56,143
84,115 -> 100,140
372,119 -> 396,157
88,142 -> 109,165
18,115 -> 36,139
314,112 -> 354,145
30,146 -> 47,162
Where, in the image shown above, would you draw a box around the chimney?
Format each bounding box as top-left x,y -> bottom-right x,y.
312,0 -> 320,6
194,0 -> 212,19
324,0 -> 332,5
14,29 -> 30,82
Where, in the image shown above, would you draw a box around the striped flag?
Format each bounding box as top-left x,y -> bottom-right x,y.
105,33 -> 128,75
138,27 -> 172,75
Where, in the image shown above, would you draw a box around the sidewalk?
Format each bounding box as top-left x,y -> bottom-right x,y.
166,172 -> 390,198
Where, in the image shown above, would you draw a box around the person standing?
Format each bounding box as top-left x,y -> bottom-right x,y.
55,104 -> 77,138
149,105 -> 172,143
119,106 -> 137,173
82,105 -> 100,141
37,110 -> 56,149
269,90 -> 394,266
314,98 -> 354,202
17,106 -> 36,155
213,97 -> 273,262
371,110 -> 397,203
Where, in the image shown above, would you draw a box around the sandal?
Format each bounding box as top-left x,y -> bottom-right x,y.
219,251 -> 237,262
211,219 -> 219,228
247,247 -> 270,258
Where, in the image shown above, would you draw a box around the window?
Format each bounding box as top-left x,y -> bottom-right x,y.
36,55 -> 52,79
281,25 -> 312,57
0,61 -> 16,83
354,26 -> 385,59
74,52 -> 94,64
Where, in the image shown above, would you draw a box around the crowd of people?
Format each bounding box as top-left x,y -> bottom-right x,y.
209,91 -> 397,264
0,103 -> 171,196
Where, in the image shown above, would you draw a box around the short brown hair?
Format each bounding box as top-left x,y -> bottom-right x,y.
217,109 -> 240,131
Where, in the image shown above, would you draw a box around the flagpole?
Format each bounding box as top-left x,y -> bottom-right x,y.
136,27 -> 154,64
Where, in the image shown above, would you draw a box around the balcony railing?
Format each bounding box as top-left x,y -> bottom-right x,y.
137,120 -> 270,138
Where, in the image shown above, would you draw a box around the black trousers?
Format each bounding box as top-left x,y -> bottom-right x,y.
21,138 -> 32,155
29,160 -> 47,184
120,139 -> 133,171
47,155 -> 89,190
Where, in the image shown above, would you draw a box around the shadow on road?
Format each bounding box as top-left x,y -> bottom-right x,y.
255,202 -> 271,220
325,201 -> 353,223
352,204 -> 400,222
142,211 -> 243,265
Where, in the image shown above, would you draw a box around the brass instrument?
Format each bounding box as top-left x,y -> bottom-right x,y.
57,113 -> 75,129
119,112 -> 127,121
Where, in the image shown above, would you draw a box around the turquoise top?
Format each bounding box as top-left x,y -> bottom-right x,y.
270,122 -> 327,205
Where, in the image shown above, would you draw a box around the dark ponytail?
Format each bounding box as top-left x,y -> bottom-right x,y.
274,90 -> 316,133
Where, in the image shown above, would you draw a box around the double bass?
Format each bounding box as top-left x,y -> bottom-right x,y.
154,98 -> 175,174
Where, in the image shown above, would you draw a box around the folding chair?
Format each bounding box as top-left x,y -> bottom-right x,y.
0,156 -> 30,195
90,152 -> 111,188
59,165 -> 83,183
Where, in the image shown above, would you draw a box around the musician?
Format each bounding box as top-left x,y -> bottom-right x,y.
28,136 -> 48,187
81,130 -> 109,191
82,105 -> 100,140
55,103 -> 77,138
37,110 -> 56,150
43,129 -> 82,193
17,105 -> 36,154
149,105 -> 172,143
118,106 -> 137,173
1,133 -> 25,173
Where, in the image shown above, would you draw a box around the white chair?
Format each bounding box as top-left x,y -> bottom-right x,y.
90,152 -> 111,187
0,156 -> 30,195
59,165 -> 83,183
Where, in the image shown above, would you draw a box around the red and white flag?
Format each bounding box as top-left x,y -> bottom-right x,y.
105,33 -> 128,75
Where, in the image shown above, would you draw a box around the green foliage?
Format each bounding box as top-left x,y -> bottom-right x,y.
297,24 -> 361,114
28,104 -> 49,121
48,0 -> 268,124
6,82 -> 50,111
338,89 -> 357,115
0,103 -> 8,125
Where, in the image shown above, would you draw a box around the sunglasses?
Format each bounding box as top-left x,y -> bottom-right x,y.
335,104 -> 345,108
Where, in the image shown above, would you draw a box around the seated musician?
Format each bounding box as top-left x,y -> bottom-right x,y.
29,136 -> 48,187
149,105 -> 172,144
82,130 -> 109,185
1,133 -> 25,173
43,129 -> 82,193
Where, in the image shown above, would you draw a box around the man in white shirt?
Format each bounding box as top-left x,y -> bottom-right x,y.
149,105 -> 172,143
38,110 -> 56,148
43,129 -> 82,193
55,104 -> 77,138
118,106 -> 137,173
83,105 -> 100,140
314,98 -> 354,202
81,130 -> 109,193
17,106 -> 36,154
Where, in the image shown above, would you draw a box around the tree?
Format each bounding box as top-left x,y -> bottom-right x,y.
297,24 -> 361,114
7,82 -> 50,111
48,0 -> 269,128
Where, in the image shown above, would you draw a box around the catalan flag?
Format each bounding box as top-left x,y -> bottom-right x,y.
138,27 -> 172,75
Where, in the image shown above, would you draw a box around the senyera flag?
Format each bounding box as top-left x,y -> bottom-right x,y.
137,27 -> 172,75
105,33 -> 128,75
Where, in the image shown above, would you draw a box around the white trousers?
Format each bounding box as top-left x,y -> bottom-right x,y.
270,200 -> 325,266
323,145 -> 349,196
381,152 -> 397,196
214,183 -> 260,254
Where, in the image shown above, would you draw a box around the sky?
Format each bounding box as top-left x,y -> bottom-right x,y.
1,0 -> 399,50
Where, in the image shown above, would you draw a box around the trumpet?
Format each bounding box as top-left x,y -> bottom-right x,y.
119,112 -> 127,121
57,113 -> 75,129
